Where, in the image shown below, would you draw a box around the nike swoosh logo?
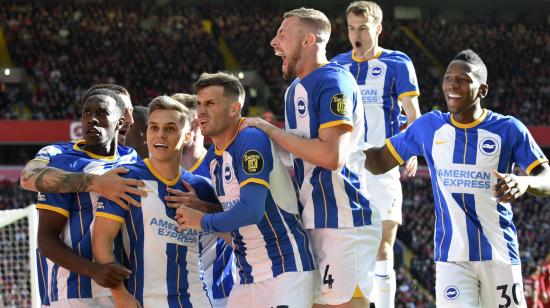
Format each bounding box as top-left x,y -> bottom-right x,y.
435,140 -> 449,145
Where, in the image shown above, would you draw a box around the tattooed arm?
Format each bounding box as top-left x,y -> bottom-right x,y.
21,159 -> 146,208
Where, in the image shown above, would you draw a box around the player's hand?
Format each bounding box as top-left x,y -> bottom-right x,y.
492,170 -> 529,203
242,117 -> 274,134
112,286 -> 141,308
174,206 -> 204,231
90,262 -> 132,289
91,168 -> 146,208
405,156 -> 418,177
165,181 -> 206,212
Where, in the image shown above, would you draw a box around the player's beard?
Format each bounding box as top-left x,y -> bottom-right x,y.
282,47 -> 301,81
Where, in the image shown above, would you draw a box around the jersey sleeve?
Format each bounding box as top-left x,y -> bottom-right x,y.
316,73 -> 356,131
510,119 -> 549,175
395,56 -> 420,101
35,192 -> 72,218
386,115 -> 426,165
95,196 -> 128,224
31,144 -> 64,164
235,129 -> 273,189
187,175 -> 219,205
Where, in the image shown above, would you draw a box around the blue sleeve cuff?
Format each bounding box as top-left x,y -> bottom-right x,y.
201,214 -> 214,232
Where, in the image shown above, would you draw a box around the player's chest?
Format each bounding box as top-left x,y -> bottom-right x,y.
209,154 -> 241,210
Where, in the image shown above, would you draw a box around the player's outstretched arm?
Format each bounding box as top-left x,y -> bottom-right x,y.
244,117 -> 351,170
493,163 -> 550,202
21,160 -> 146,207
165,180 -> 222,213
364,145 -> 401,175
38,210 -> 130,289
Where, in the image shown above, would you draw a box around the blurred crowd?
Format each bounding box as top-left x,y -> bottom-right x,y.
1,2 -> 548,125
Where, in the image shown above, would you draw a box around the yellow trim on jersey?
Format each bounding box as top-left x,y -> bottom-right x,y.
385,139 -> 405,165
525,158 -> 549,175
188,150 -> 207,173
319,120 -> 353,131
73,140 -> 117,161
36,203 -> 69,218
215,118 -> 245,156
96,212 -> 125,224
353,286 -> 365,298
397,90 -> 420,101
450,109 -> 488,129
264,212 -> 286,272
144,158 -> 181,186
351,49 -> 382,62
239,178 -> 269,189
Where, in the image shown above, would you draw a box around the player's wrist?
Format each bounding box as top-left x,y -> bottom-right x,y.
87,174 -> 101,193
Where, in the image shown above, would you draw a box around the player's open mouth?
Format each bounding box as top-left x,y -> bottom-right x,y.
448,93 -> 461,99
119,128 -> 128,136
355,41 -> 362,48
87,128 -> 101,135
154,143 -> 168,149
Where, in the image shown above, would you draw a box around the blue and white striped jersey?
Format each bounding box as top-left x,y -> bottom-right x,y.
33,140 -> 138,305
205,123 -> 315,284
188,153 -> 236,302
386,109 -> 548,264
284,62 -> 377,229
96,158 -> 219,307
332,48 -> 420,147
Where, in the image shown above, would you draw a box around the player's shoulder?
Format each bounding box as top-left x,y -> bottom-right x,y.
330,50 -> 353,64
413,110 -> 447,127
118,160 -> 148,179
35,142 -> 73,160
235,126 -> 271,149
482,109 -> 529,133
117,144 -> 139,160
180,168 -> 210,188
313,62 -> 356,88
379,48 -> 413,63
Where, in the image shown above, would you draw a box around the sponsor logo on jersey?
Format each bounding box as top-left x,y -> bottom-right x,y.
242,150 -> 264,175
223,164 -> 233,183
444,285 -> 460,300
296,98 -> 307,118
479,137 -> 499,156
368,65 -> 384,79
330,93 -> 350,117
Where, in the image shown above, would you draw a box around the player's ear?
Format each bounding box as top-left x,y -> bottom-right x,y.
303,33 -> 316,47
376,23 -> 382,35
478,84 -> 488,99
116,116 -> 125,130
183,131 -> 192,145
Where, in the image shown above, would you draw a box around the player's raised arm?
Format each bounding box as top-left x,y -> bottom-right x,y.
21,159 -> 145,207
364,143 -> 402,175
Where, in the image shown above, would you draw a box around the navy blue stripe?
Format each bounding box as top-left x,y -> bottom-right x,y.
285,84 -> 297,129
294,159 -> 305,190
37,251 -> 50,305
453,128 -> 467,164
342,166 -> 372,227
212,240 -> 234,299
433,180 -> 453,261
232,230 -> 254,284
50,264 -> 59,302
465,129 -> 478,165
310,167 -> 339,228
452,193 -> 492,261
214,158 -> 226,197
127,205 -> 144,304
258,195 -> 297,276
497,203 -> 520,264
281,211 -> 315,271
167,244 -> 192,308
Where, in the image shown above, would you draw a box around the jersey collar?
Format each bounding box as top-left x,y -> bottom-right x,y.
450,109 -> 489,129
351,48 -> 383,63
73,140 -> 117,161
214,118 -> 244,156
144,158 -> 181,186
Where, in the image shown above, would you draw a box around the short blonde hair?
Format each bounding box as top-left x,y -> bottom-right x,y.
148,95 -> 192,126
283,7 -> 331,43
346,1 -> 383,24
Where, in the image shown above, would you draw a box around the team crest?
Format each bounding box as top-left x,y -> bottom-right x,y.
242,150 -> 264,175
296,98 -> 307,118
330,93 -> 350,117
444,285 -> 460,300
479,136 -> 499,156
223,163 -> 233,183
368,65 -> 384,79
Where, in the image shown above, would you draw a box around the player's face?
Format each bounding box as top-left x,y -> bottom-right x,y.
118,94 -> 134,145
125,118 -> 148,158
196,86 -> 239,138
81,95 -> 123,147
147,109 -> 190,163
271,16 -> 304,80
442,60 -> 487,114
347,13 -> 380,56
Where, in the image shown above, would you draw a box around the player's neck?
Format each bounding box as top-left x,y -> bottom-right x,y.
81,139 -> 117,157
212,118 -> 242,152
181,145 -> 206,170
353,45 -> 381,61
149,155 -> 181,181
297,50 -> 328,79
452,103 -> 484,124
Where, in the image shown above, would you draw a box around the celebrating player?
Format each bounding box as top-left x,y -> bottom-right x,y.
174,72 -> 315,308
331,2 -> 421,306
364,49 -> 550,307
92,96 -> 219,307
33,89 -> 138,307
124,105 -> 149,159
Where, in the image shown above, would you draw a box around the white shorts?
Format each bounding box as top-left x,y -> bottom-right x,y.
227,271 -> 314,308
48,297 -> 114,308
365,167 -> 402,224
211,297 -> 228,308
310,224 -> 382,305
436,260 -> 526,308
